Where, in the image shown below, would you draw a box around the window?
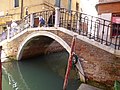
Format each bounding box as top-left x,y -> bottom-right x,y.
14,0 -> 19,7
55,0 -> 61,7
76,2 -> 79,11
112,14 -> 120,36
112,24 -> 120,36
68,0 -> 72,12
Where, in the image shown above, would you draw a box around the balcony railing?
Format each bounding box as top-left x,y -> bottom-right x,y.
0,8 -> 120,50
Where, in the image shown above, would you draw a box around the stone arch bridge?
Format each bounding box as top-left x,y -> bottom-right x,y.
1,26 -> 120,87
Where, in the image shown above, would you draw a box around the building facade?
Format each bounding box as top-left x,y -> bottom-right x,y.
0,0 -> 80,24
96,0 -> 120,36
0,0 -> 80,34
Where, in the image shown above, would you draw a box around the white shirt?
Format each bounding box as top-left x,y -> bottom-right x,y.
11,21 -> 18,28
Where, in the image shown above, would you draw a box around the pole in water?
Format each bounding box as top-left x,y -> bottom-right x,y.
0,46 -> 2,90
63,35 -> 76,90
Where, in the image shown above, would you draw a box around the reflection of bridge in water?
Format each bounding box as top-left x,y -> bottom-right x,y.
2,63 -> 30,90
2,51 -> 80,90
0,8 -> 120,88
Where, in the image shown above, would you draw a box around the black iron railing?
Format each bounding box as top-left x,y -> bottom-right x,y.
0,8 -> 120,50
33,10 -> 55,27
60,8 -> 120,50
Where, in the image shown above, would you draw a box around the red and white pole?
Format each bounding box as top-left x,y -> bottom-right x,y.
63,35 -> 76,90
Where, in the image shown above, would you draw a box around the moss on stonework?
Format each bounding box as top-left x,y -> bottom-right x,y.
7,56 -> 17,61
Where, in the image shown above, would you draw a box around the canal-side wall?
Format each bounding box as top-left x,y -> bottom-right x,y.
51,30 -> 120,89
1,29 -> 120,89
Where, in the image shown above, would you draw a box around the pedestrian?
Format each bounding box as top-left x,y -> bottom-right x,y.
39,16 -> 45,27
48,11 -> 55,27
1,27 -> 7,41
11,20 -> 18,36
25,7 -> 28,16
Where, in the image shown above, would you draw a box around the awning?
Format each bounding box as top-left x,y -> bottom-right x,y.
112,17 -> 120,24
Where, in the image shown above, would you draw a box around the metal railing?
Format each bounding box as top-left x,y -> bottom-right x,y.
59,8 -> 120,50
33,9 -> 55,27
0,8 -> 120,50
0,14 -> 31,41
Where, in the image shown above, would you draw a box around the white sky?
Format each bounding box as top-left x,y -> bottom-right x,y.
80,0 -> 98,16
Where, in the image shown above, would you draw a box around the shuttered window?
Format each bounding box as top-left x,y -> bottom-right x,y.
55,0 -> 61,7
14,0 -> 19,7
76,2 -> 79,11
68,0 -> 72,12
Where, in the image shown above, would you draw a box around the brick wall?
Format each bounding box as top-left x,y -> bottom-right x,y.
52,31 -> 120,89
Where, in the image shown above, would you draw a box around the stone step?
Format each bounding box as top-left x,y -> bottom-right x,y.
78,83 -> 103,90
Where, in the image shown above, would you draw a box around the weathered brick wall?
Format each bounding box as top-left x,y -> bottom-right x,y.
75,39 -> 120,88
52,30 -> 120,89
2,31 -> 32,59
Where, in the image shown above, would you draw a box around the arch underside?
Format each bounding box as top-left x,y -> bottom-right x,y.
17,31 -> 71,60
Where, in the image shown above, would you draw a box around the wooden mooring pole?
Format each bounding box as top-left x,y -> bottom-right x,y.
63,35 -> 76,90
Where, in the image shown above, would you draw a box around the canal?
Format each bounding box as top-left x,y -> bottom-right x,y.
2,51 -> 80,90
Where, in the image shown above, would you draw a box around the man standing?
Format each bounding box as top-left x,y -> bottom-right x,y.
39,16 -> 45,27
10,20 -> 18,37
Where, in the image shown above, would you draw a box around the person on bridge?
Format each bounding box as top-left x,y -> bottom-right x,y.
39,15 -> 45,27
48,11 -> 55,27
1,27 -> 7,41
10,20 -> 18,36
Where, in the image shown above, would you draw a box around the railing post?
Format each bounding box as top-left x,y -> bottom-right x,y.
30,13 -> 34,28
7,27 -> 10,41
55,7 -> 60,28
77,18 -> 80,33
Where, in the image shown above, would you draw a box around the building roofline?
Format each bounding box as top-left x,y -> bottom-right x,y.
96,1 -> 120,11
97,1 -> 120,6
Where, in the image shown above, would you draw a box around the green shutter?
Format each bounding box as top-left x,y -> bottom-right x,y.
68,0 -> 72,12
55,0 -> 61,7
14,0 -> 19,7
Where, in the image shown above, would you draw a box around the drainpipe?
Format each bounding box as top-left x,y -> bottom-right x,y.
20,0 -> 23,19
55,7 -> 60,28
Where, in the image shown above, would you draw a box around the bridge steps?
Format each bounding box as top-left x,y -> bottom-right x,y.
78,83 -> 103,90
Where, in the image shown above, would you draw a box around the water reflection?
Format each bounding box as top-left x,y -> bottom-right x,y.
2,51 -> 80,90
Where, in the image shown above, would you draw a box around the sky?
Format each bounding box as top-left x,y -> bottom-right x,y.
80,0 -> 98,16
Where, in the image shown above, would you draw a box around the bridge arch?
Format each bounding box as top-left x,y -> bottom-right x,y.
17,31 -> 71,60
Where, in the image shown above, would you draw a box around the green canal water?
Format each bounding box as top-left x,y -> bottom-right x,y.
2,51 -> 80,90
